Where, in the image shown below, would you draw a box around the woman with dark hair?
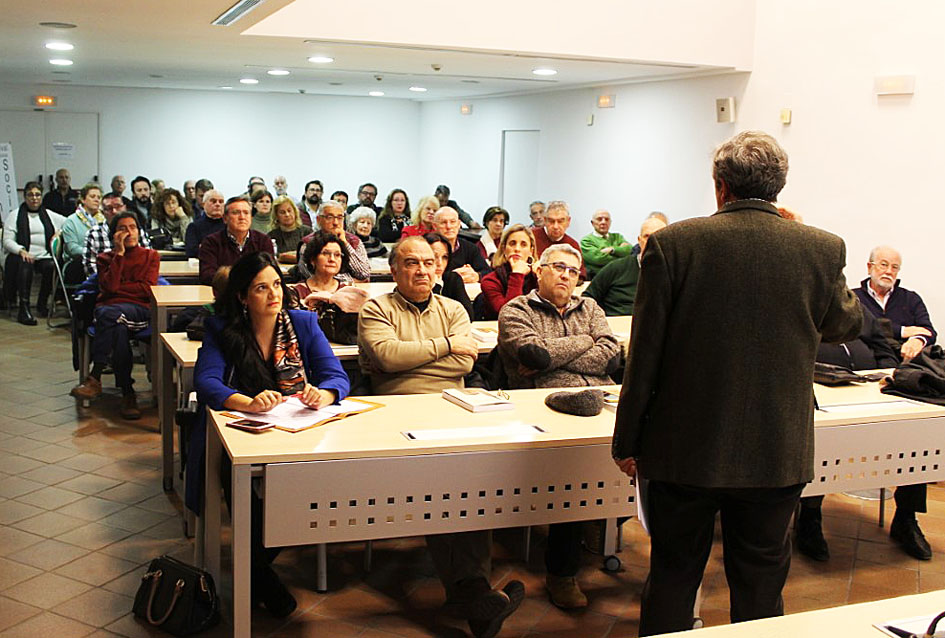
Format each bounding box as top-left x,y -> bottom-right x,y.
479,224 -> 539,320
250,189 -> 274,234
424,232 -> 473,320
293,231 -> 368,344
190,251 -> 349,617
477,206 -> 509,264
149,187 -> 193,245
375,188 -> 411,242
2,180 -> 66,324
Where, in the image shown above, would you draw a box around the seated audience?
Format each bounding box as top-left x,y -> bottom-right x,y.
298,180 -> 323,227
297,200 -> 370,282
580,209 -> 631,277
108,174 -> 133,210
528,200 -> 546,229
268,197 -> 312,264
346,182 -> 381,215
631,211 -> 669,255
70,212 -> 160,419
272,175 -> 288,197
292,232 -> 369,344
401,195 -> 438,238
184,189 -> 225,258
331,190 -> 348,209
150,187 -> 193,246
191,178 -> 214,218
129,175 -> 153,229
61,183 -> 105,283
42,168 -> 79,216
477,206 -> 509,263
358,236 -> 524,637
497,242 -> 619,608
479,224 -> 539,320
348,207 -> 388,258
583,216 -> 666,315
2,181 -> 66,324
198,196 -> 274,285
533,201 -> 586,280
435,184 -> 481,229
84,194 -> 152,276
191,251 -> 349,617
433,207 -> 490,283
151,179 -> 165,199
246,176 -> 266,198
183,180 -> 196,205
424,232 -> 473,320
376,189 -> 411,242
251,189 -> 274,234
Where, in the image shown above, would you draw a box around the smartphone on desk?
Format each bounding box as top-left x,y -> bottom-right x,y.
227,419 -> 274,433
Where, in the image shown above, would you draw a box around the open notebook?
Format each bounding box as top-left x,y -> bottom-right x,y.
223,396 -> 382,433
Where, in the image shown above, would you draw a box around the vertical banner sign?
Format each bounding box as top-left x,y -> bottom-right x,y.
0,142 -> 18,220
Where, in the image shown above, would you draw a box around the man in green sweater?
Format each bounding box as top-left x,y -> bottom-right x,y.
582,216 -> 667,315
580,209 -> 632,277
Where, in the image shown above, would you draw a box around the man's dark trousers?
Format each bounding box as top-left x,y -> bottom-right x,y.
639,481 -> 805,636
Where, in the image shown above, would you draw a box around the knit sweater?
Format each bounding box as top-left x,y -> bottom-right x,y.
358,290 -> 475,395
582,254 -> 640,316
198,229 -> 274,285
498,290 -> 620,389
96,246 -> 160,308
580,232 -> 632,277
854,278 -> 937,345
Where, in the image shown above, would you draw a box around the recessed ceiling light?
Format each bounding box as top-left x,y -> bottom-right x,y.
45,42 -> 74,51
461,79 -> 480,84
239,78 -> 258,84
328,82 -> 343,86
149,74 -> 164,78
368,91 -> 384,97
267,69 -> 290,76
409,86 -> 427,93
39,21 -> 77,29
532,67 -> 557,76
307,56 -> 334,64
219,86 -> 233,90
49,59 -> 73,66
51,70 -> 70,75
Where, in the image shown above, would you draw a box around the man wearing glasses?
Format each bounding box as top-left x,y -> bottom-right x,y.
298,199 -> 370,282
496,242 -> 620,608
346,182 -> 381,215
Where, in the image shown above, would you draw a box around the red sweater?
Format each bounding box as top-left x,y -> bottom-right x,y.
96,246 -> 160,308
480,264 -> 539,320
533,227 -> 587,280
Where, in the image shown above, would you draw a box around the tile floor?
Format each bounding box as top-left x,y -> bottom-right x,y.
0,312 -> 943,637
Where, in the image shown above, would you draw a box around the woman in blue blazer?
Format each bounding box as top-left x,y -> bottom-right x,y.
187,251 -> 349,617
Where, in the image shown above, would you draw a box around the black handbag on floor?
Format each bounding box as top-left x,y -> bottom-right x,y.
133,555 -> 219,636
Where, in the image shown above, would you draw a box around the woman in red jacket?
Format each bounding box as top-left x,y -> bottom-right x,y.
479,224 -> 539,320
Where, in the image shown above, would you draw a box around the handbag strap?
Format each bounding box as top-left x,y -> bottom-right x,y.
145,570 -> 186,626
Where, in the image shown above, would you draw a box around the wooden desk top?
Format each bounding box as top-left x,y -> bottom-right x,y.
150,285 -> 214,306
159,261 -> 290,277
651,590 -> 945,637
161,332 -> 201,366
352,281 -> 482,300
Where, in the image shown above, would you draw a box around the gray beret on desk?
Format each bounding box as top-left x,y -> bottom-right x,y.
544,389 -> 605,416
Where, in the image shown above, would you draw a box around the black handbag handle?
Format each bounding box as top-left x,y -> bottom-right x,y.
144,570 -> 186,626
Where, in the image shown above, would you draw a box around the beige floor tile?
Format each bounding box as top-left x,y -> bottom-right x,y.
105,613 -> 177,638
17,443 -> 79,463
60,453 -> 116,472
18,463 -> 82,486
98,507 -> 171,534
15,485 -> 86,510
55,521 -> 135,551
0,526 -> 44,557
0,557 -> 43,592
53,588 -> 134,628
0,595 -> 42,632
57,473 -> 124,496
57,496 -> 130,522
0,454 -> 43,475
55,552 -> 141,587
97,535 -> 186,564
0,475 -> 44,499
0,611 -> 96,638
0,500 -> 45,525
12,510 -> 88,538
8,537 -> 90,571
3,572 -> 92,609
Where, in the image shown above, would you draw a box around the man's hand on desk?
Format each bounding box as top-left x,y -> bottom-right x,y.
614,457 -> 636,478
901,337 -> 925,361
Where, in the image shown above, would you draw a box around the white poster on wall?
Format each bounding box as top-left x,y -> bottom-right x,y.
0,141 -> 18,220
51,142 -> 76,161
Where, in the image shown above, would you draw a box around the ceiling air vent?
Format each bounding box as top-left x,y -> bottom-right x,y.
212,0 -> 266,26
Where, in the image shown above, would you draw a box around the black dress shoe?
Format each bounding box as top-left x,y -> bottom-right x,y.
468,581 -> 524,638
890,516 -> 932,560
796,513 -> 830,561
253,564 -> 297,617
17,303 -> 37,326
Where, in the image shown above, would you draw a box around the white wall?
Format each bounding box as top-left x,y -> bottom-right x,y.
0,84 -> 422,203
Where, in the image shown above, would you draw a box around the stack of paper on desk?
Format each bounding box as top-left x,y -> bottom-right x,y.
442,388 -> 513,412
223,397 -> 380,432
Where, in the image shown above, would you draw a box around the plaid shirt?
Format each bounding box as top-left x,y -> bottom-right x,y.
83,221 -> 152,276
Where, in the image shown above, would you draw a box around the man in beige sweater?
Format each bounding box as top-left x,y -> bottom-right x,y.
358,236 -> 523,638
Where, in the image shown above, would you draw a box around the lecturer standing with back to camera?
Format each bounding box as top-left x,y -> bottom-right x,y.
612,131 -> 863,635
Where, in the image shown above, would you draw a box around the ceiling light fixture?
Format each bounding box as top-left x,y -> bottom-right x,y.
39,22 -> 77,29
49,59 -> 73,66
532,67 -> 557,76
45,42 -> 74,51
239,78 -> 258,84
219,86 -> 233,90
267,69 -> 290,76
211,0 -> 266,26
369,91 -> 384,97
307,56 -> 334,64
409,86 -> 427,93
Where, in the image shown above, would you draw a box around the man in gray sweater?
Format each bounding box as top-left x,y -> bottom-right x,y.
497,243 -> 621,608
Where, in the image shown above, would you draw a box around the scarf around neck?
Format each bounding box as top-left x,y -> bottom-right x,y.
16,202 -> 55,253
271,310 -> 307,395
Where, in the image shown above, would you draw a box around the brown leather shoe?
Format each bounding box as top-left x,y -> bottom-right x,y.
70,376 -> 102,400
120,393 -> 142,420
546,574 -> 588,609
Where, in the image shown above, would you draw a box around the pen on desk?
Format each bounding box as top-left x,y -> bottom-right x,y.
883,625 -> 916,638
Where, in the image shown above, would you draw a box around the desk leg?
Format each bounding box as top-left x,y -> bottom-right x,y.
160,342 -> 174,491
317,544 -> 327,593
232,463 -> 252,638
203,420 -> 221,579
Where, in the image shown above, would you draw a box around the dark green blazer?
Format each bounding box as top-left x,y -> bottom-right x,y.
612,199 -> 862,488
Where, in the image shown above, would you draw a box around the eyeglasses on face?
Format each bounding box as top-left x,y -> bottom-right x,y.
870,260 -> 901,273
319,214 -> 345,222
545,261 -> 581,279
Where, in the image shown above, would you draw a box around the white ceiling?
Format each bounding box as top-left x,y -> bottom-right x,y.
0,0 -> 732,101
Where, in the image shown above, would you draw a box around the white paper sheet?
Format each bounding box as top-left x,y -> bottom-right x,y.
403,424 -> 544,441
228,397 -> 366,432
874,614 -> 945,637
